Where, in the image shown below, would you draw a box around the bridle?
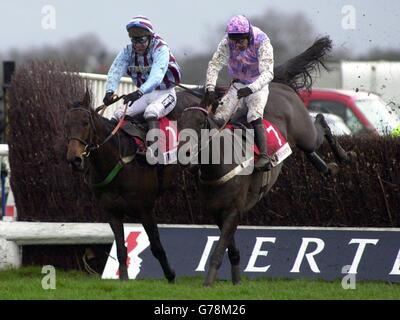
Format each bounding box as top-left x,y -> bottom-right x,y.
182,106 -> 210,130
67,105 -> 128,158
66,101 -> 134,188
180,104 -> 255,186
67,107 -> 99,158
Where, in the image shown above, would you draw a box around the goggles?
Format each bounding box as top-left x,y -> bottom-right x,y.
131,36 -> 150,44
228,34 -> 249,44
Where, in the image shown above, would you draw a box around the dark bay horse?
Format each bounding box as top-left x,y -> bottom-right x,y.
176,37 -> 356,287
65,92 -> 179,282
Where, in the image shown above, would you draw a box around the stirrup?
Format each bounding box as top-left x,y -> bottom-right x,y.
136,149 -> 146,157
255,156 -> 272,172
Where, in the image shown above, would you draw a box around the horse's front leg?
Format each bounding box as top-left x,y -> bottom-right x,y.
108,212 -> 128,280
204,209 -> 240,287
215,217 -> 241,285
228,237 -> 241,285
142,213 -> 176,283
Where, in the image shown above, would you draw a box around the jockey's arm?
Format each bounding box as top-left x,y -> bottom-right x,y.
139,46 -> 169,94
105,46 -> 131,93
205,39 -> 229,92
248,39 -> 274,93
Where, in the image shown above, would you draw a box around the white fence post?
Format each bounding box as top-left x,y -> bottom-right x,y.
78,72 -> 202,119
0,237 -> 21,270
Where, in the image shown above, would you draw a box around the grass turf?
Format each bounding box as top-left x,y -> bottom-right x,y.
0,267 -> 399,300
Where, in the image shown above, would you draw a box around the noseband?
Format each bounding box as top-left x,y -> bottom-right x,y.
66,107 -> 99,158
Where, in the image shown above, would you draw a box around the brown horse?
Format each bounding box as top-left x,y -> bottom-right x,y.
176,37 -> 356,287
65,92 -> 179,282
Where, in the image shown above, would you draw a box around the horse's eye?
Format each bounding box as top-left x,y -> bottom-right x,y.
82,121 -> 89,126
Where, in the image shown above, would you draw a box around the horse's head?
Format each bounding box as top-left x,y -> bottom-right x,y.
65,91 -> 95,171
177,105 -> 210,167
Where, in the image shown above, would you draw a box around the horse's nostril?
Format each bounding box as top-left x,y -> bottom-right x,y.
71,156 -> 83,168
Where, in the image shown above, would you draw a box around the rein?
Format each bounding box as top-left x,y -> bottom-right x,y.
67,105 -> 134,188
68,98 -> 128,155
95,94 -> 126,115
67,107 -> 98,157
182,105 -> 253,185
171,81 -> 204,100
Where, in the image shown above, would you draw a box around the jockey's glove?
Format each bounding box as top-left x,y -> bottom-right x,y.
237,87 -> 253,99
123,90 -> 144,106
204,90 -> 219,111
103,91 -> 115,106
110,118 -> 119,126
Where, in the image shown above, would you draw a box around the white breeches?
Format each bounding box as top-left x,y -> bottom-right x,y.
215,82 -> 269,123
113,87 -> 177,120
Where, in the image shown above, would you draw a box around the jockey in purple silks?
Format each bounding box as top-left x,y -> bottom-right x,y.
205,15 -> 274,171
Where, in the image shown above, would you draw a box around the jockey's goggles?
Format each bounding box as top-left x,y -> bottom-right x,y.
131,36 -> 150,44
228,34 -> 249,44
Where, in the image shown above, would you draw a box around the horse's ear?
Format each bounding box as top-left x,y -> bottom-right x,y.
82,89 -> 91,107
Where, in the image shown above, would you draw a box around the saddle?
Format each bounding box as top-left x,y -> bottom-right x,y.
223,108 -> 292,166
120,115 -> 147,143
120,115 -> 179,165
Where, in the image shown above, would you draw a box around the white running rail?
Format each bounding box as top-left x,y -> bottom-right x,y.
79,72 -> 202,119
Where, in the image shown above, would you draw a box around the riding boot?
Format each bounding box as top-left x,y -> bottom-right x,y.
251,120 -> 272,171
146,117 -> 160,163
305,152 -> 330,176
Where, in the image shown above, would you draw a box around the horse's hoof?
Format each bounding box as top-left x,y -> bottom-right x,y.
203,267 -> 218,287
327,162 -> 339,176
166,269 -> 176,284
231,265 -> 241,285
167,275 -> 176,284
119,267 -> 129,281
119,275 -> 129,281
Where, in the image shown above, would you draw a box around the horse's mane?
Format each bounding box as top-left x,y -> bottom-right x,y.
70,99 -> 117,131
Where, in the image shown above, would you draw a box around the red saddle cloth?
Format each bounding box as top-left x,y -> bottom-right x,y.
226,119 -> 288,157
122,117 -> 179,155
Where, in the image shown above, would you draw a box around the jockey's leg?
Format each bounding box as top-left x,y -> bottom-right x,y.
145,116 -> 160,161
143,88 -> 177,164
112,93 -> 149,120
251,118 -> 272,171
212,84 -> 244,127
246,84 -> 272,171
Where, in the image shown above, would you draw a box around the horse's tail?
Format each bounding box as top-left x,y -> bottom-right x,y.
272,36 -> 332,92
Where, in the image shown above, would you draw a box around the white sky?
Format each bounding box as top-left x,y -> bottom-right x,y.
1,0 -> 400,57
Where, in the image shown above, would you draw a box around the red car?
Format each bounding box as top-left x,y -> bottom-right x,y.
298,88 -> 400,136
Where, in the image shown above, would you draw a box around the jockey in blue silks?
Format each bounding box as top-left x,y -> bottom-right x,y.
103,16 -> 181,157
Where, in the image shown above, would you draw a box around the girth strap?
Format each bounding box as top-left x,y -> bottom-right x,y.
199,157 -> 254,187
91,155 -> 135,188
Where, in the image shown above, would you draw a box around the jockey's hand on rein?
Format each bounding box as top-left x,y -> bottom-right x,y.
204,89 -> 220,112
237,87 -> 253,99
123,90 -> 144,105
204,90 -> 219,111
103,91 -> 115,106
204,90 -> 218,106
